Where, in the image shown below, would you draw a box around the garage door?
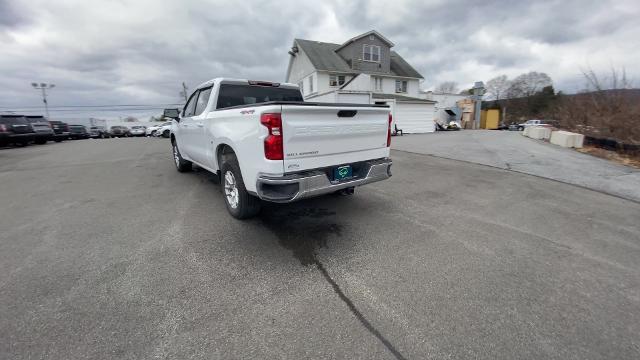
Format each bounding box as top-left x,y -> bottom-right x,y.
394,102 -> 435,133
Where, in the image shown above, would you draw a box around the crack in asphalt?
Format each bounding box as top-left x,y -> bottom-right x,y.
260,206 -> 408,360
313,258 -> 408,360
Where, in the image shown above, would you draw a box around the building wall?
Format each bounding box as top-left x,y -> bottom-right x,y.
374,77 -> 420,97
286,46 -> 317,85
336,34 -> 391,74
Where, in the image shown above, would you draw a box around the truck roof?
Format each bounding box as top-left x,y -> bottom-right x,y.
195,78 -> 299,91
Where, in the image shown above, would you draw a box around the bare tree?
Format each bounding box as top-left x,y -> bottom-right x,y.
506,72 -> 552,98
485,75 -> 510,101
434,81 -> 459,94
123,116 -> 138,122
555,66 -> 638,144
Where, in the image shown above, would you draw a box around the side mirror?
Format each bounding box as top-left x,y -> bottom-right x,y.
164,108 -> 180,120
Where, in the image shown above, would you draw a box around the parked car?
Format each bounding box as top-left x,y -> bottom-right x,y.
517,119 -> 552,131
49,120 -> 71,142
0,115 -> 36,146
156,123 -> 172,138
109,126 -> 130,137
146,122 -> 171,136
167,78 -> 392,219
89,126 -> 107,138
129,125 -> 146,137
24,115 -> 54,144
69,125 -> 90,139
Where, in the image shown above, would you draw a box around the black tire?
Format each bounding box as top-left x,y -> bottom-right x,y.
54,139 -> 63,142
151,130 -> 157,136
162,129 -> 170,138
220,154 -> 261,219
518,126 -> 524,131
171,140 -> 192,172
35,139 -> 47,145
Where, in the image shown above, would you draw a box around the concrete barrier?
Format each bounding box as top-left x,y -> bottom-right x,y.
528,127 -> 552,140
522,126 -> 531,137
550,131 -> 584,148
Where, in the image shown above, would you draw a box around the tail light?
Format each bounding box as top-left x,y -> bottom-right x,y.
387,113 -> 392,147
260,113 -> 283,160
0,124 -> 6,132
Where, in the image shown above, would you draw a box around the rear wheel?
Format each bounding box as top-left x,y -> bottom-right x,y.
172,140 -> 192,172
221,154 -> 261,219
162,129 -> 170,138
35,139 -> 47,145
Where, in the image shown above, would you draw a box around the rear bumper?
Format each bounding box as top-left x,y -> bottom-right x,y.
256,158 -> 392,203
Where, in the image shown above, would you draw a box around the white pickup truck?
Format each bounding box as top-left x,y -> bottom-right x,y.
165,78 -> 393,219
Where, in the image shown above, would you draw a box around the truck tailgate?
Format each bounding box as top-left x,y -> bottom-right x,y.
281,105 -> 390,173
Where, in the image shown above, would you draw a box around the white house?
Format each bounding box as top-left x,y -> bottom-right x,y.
285,30 -> 436,133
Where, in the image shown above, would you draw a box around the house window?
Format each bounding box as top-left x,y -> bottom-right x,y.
395,80 -> 407,93
329,74 -> 346,87
363,44 -> 381,62
372,76 -> 383,92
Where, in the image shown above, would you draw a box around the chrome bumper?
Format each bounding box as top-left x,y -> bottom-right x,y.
256,158 -> 392,203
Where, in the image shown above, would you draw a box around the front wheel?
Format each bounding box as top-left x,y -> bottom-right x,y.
221,154 -> 261,219
172,140 -> 192,172
162,130 -> 170,138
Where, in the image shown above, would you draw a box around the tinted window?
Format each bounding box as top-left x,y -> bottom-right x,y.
194,87 -> 212,116
216,84 -> 303,110
183,91 -> 198,117
0,116 -> 29,125
25,117 -> 46,123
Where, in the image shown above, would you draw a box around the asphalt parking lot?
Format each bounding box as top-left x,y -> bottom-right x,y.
1,138 -> 640,359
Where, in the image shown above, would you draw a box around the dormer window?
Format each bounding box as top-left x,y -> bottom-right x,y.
363,44 -> 380,62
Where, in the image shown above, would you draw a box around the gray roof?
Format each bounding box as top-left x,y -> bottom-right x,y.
295,39 -> 423,79
372,93 -> 436,103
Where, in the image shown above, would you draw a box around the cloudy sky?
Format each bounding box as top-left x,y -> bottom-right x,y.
1,0 -> 638,120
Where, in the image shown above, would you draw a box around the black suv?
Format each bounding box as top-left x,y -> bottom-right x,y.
24,115 -> 54,144
69,125 -> 90,139
49,120 -> 71,142
0,115 -> 36,146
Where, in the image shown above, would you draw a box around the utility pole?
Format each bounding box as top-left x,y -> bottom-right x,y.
472,81 -> 485,129
31,83 -> 55,119
180,82 -> 189,103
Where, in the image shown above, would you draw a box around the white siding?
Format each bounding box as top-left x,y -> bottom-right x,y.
394,103 -> 435,133
378,78 -> 420,97
308,92 -> 337,102
337,93 -> 371,104
286,47 -> 316,84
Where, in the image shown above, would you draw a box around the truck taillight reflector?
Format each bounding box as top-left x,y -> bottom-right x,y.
260,113 -> 283,160
387,113 -> 392,147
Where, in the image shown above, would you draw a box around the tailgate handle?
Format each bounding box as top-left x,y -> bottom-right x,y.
337,110 -> 357,118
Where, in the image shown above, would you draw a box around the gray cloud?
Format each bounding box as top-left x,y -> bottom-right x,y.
0,0 -> 638,120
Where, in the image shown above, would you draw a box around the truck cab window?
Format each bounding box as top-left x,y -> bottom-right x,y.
183,92 -> 198,117
194,87 -> 212,116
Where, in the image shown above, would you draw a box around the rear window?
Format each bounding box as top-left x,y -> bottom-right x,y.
0,116 -> 29,125
131,126 -> 144,129
216,84 -> 303,110
25,117 -> 46,123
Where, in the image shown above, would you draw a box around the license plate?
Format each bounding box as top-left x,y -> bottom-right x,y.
334,165 -> 353,181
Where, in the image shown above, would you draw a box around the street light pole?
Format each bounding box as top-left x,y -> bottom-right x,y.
31,82 -> 56,119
